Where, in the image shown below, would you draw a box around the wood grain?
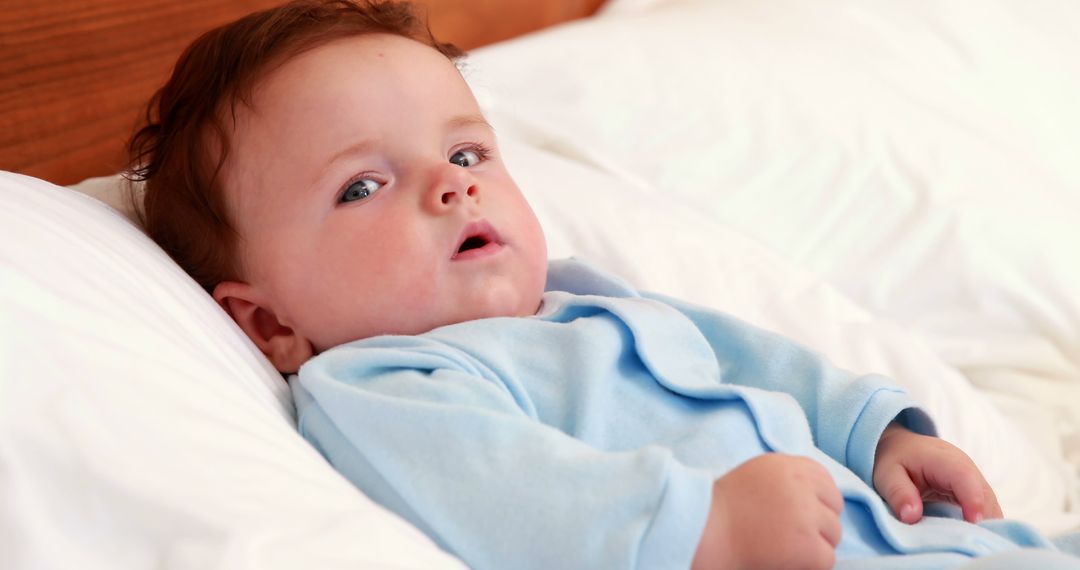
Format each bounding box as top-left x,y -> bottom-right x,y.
0,0 -> 604,185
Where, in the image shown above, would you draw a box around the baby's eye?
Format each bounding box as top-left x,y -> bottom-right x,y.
339,178 -> 383,204
449,149 -> 482,168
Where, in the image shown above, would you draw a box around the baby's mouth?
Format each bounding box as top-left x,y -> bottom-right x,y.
452,220 -> 503,260
457,235 -> 489,253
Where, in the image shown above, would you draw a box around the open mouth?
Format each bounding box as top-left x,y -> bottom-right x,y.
452,220 -> 503,260
457,235 -> 490,254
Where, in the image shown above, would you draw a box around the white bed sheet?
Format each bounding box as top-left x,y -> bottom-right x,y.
467,0 -> 1080,533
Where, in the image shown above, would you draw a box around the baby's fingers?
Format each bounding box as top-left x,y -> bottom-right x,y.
950,474 -> 1003,524
875,464 -> 923,524
984,485 -> 1004,519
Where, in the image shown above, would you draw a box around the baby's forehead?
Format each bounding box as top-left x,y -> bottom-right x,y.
237,35 -> 471,138
234,33 -> 472,128
221,33 -> 481,199
265,33 -> 461,90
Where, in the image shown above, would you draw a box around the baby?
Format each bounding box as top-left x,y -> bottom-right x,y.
129,1 -> 1080,568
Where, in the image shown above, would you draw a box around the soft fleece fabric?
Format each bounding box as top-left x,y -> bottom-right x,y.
293,259 -> 1075,569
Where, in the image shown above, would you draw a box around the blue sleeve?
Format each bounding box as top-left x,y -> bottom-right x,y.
294,335 -> 714,570
641,291 -> 936,485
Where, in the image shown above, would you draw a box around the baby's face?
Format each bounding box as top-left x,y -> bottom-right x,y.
222,34 -> 548,352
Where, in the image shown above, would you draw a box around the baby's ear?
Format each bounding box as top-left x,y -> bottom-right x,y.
212,280 -> 314,374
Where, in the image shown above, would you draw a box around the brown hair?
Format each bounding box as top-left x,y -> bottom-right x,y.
126,0 -> 462,292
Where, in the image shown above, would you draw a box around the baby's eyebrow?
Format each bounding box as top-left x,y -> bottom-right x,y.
321,115 -> 495,175
447,114 -> 494,132
326,115 -> 492,164
325,138 -> 378,170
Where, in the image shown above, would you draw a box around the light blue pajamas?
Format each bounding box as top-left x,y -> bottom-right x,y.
293,259 -> 1079,569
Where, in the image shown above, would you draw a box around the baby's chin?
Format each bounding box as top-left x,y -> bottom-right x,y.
414,288 -> 545,335
462,284 -> 545,320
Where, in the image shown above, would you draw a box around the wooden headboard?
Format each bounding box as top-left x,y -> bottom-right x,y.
0,0 -> 604,186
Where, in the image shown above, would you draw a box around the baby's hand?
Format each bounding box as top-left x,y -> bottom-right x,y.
693,453 -> 843,570
872,423 -> 1003,525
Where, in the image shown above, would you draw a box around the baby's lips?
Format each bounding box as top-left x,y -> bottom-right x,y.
451,219 -> 502,259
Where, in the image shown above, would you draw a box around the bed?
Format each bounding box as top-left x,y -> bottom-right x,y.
2,0 -> 1078,567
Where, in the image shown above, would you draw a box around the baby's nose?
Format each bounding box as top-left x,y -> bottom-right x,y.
426,163 -> 479,211
439,185 -> 477,205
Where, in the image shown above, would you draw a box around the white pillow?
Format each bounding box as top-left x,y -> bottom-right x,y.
0,171 -> 464,570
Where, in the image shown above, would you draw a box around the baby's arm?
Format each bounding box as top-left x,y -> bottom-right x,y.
644,291 -> 1004,526
694,454 -> 843,570
872,422 -> 1003,524
642,292 -> 936,483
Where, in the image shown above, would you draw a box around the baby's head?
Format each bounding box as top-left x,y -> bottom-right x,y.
130,0 -> 548,373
